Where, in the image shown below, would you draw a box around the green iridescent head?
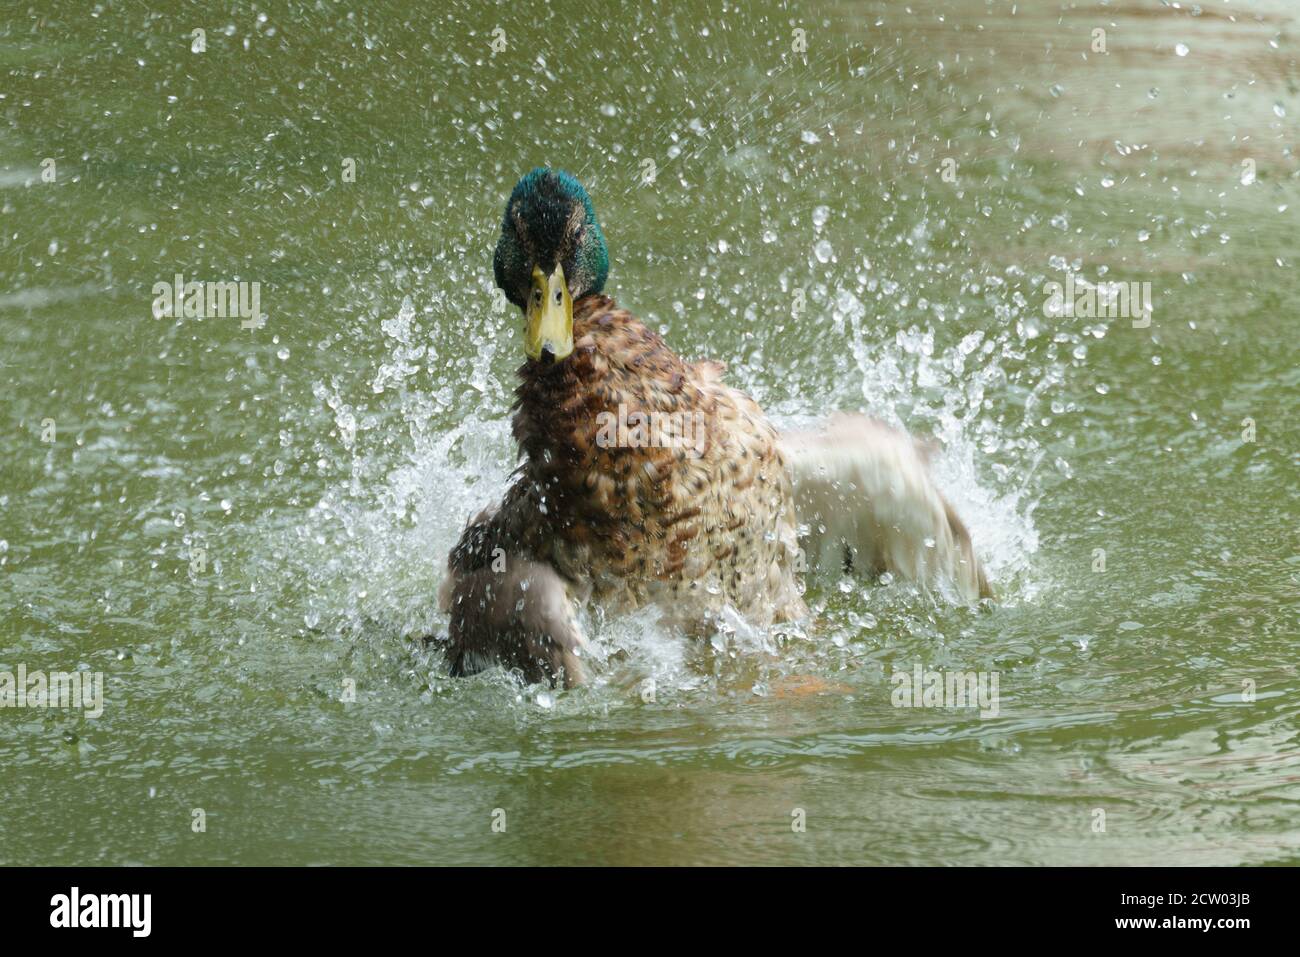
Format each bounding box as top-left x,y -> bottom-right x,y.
493,168 -> 609,363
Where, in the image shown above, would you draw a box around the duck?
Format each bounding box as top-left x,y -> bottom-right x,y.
439,168 -> 991,687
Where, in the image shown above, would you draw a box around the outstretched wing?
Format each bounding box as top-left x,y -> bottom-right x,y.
780,413 -> 992,602
439,504 -> 589,687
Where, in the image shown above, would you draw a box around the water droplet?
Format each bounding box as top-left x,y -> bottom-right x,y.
812,205 -> 830,228
1175,43 -> 1189,57
813,239 -> 833,263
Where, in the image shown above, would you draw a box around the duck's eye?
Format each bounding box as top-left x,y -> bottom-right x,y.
554,290 -> 563,304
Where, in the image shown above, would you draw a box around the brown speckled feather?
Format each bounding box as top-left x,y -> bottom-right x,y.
443,294 -> 806,681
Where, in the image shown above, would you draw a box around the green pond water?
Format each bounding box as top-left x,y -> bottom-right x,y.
1,0 -> 1297,865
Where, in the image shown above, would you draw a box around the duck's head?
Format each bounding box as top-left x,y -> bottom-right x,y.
494,168 -> 609,364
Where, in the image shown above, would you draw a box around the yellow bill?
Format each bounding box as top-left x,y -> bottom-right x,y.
524,264 -> 574,362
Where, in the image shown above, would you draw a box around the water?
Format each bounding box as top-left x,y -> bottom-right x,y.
1,0 -> 1297,865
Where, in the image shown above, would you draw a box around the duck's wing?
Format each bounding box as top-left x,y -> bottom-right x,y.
779,413 -> 992,602
439,503 -> 589,687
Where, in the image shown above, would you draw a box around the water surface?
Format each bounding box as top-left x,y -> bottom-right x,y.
1,0 -> 1297,865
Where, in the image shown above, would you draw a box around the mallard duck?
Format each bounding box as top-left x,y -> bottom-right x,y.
440,168 -> 991,686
